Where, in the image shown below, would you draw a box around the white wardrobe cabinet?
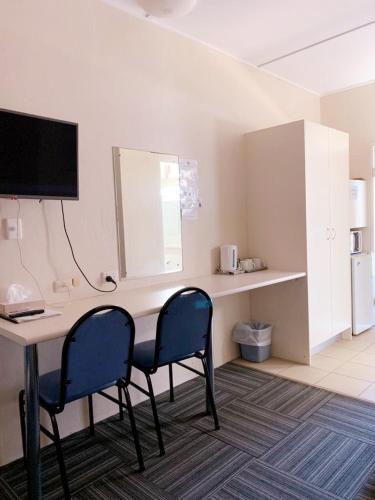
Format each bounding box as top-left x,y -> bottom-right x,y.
246,120 -> 351,361
326,127 -> 352,341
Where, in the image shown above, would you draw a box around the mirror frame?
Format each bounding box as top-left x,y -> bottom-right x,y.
112,146 -> 184,280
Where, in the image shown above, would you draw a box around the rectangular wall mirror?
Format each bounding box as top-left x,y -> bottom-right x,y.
113,147 -> 183,279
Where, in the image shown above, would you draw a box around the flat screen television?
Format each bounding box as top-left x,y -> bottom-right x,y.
0,109 -> 78,200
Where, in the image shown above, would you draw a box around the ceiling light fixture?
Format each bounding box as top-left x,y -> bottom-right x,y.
136,0 -> 197,19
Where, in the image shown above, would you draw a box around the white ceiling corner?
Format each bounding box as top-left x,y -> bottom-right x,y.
103,0 -> 375,95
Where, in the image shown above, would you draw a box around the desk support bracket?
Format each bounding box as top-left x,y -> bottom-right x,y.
24,344 -> 42,499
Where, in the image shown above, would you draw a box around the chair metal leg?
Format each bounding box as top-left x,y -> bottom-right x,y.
118,386 -> 124,421
201,358 -> 220,431
50,414 -> 71,499
88,395 -> 95,436
206,334 -> 214,415
18,390 -> 27,462
123,386 -> 145,471
145,373 -> 165,456
169,364 -> 174,402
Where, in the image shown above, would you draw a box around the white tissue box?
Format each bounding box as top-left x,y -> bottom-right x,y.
0,299 -> 45,315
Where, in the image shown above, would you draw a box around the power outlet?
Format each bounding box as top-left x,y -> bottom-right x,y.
71,276 -> 80,287
101,270 -> 119,284
53,280 -> 70,293
4,218 -> 22,240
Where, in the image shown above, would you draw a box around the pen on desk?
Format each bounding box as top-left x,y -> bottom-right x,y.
8,309 -> 45,319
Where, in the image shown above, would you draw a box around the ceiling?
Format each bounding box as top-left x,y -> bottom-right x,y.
104,0 -> 375,95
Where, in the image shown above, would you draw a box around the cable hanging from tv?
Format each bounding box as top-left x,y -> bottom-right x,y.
61,201 -> 117,293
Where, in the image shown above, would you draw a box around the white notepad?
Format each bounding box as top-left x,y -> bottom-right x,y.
14,308 -> 63,323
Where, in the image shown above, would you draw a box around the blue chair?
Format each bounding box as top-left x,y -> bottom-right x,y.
18,305 -> 144,499
131,287 -> 220,456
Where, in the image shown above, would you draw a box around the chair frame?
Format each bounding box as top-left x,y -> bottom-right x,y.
19,305 -> 144,500
130,287 -> 220,456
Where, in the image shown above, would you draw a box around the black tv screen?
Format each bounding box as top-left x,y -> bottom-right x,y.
0,109 -> 78,199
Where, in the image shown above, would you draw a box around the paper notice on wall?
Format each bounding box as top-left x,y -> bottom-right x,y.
179,159 -> 201,219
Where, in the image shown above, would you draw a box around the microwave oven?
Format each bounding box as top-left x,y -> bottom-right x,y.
351,230 -> 363,254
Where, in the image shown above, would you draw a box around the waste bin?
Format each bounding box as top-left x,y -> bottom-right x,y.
232,321 -> 272,362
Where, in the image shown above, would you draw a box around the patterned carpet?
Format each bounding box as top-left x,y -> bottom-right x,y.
1,362 -> 375,499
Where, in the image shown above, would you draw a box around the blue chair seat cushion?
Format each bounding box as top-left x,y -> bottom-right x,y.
133,340 -> 198,371
133,340 -> 156,370
39,369 -> 118,409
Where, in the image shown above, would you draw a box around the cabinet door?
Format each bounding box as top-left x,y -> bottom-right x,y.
305,122 -> 332,348
329,128 -> 352,335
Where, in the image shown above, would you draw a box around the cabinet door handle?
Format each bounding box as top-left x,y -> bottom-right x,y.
326,227 -> 331,240
331,228 -> 336,240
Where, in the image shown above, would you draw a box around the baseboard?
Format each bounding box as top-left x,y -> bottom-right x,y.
310,332 -> 343,356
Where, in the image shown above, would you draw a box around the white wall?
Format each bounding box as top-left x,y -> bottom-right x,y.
0,0 -> 320,465
321,83 -> 375,253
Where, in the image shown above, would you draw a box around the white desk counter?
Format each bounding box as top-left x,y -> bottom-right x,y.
0,270 -> 306,346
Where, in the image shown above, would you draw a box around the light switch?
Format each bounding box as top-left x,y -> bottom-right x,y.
4,218 -> 22,240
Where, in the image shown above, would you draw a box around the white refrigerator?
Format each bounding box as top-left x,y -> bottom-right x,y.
351,254 -> 373,335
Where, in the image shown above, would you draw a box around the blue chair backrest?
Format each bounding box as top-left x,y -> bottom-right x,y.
155,287 -> 213,367
60,305 -> 135,404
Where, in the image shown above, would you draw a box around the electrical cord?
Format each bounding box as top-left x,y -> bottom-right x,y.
16,200 -> 45,301
60,200 -> 117,293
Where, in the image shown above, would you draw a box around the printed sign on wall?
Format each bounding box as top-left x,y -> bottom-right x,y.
179,159 -> 201,219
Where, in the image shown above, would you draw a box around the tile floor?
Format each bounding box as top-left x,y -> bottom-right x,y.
235,327 -> 375,402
